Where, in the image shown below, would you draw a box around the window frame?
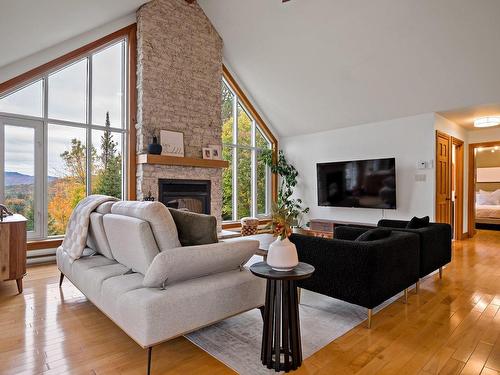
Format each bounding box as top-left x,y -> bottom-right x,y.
0,116 -> 44,239
0,25 -> 136,243
221,67 -> 278,225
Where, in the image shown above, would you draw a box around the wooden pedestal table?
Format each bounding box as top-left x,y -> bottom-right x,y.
250,262 -> 315,372
0,214 -> 27,294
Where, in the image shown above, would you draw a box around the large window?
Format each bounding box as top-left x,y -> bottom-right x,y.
0,38 -> 128,240
221,77 -> 273,221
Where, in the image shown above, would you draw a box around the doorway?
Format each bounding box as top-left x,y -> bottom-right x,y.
435,131 -> 465,239
467,140 -> 500,236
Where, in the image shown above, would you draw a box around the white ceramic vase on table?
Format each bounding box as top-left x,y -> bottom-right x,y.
266,236 -> 299,271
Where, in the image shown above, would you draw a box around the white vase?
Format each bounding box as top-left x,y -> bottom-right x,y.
266,237 -> 299,271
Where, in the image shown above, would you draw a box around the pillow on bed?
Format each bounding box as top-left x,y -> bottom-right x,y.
477,190 -> 497,205
491,189 -> 500,205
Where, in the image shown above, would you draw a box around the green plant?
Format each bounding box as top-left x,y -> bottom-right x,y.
261,149 -> 309,226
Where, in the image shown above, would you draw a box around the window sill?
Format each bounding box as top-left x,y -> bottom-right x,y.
27,238 -> 63,251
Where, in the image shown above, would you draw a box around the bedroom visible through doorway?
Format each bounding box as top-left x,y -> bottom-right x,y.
468,141 -> 500,234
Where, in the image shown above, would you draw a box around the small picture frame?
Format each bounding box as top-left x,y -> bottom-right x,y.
202,147 -> 212,160
160,130 -> 184,157
209,145 -> 222,160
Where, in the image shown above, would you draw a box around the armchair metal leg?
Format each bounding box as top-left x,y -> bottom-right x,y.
403,288 -> 408,304
439,267 -> 443,279
298,287 -> 302,304
59,273 -> 65,287
147,347 -> 152,375
367,309 -> 373,329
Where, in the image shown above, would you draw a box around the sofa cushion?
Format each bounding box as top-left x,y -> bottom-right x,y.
111,201 -> 181,251
103,214 -> 160,275
87,212 -> 114,259
355,228 -> 392,242
406,216 -> 430,229
168,208 -> 218,246
113,269 -> 266,347
143,240 -> 258,288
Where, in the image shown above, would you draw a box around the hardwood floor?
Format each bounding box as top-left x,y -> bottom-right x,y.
1,230 -> 499,374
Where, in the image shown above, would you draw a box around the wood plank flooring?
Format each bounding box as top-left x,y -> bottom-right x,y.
0,230 -> 499,374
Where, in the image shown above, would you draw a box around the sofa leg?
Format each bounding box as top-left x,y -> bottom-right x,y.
147,347 -> 152,375
403,288 -> 408,304
59,273 -> 65,287
367,309 -> 372,329
439,267 -> 443,279
415,281 -> 420,294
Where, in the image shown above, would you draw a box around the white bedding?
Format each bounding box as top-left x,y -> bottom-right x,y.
476,204 -> 500,219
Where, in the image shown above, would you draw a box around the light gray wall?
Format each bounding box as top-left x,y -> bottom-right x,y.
281,113 -> 436,225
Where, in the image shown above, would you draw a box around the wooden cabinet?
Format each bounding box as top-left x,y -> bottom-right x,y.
0,214 -> 27,294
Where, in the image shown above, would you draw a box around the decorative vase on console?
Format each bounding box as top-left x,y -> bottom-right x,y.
147,136 -> 162,155
266,204 -> 299,272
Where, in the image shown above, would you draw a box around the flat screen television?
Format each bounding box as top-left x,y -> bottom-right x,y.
317,157 -> 396,209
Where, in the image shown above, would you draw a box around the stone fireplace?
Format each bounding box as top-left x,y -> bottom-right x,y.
135,0 -> 224,227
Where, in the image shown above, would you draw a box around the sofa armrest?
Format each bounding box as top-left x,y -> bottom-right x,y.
143,240 -> 258,288
377,219 -> 409,228
334,226 -> 369,240
290,234 -> 373,305
368,231 -> 420,305
290,232 -> 419,309
168,208 -> 218,246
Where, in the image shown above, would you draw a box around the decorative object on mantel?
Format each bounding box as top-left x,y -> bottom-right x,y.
266,203 -> 299,271
160,130 -> 184,157
262,149 -> 310,228
147,135 -> 162,155
202,147 -> 212,160
143,191 -> 155,202
241,217 -> 259,236
209,145 -> 222,160
0,204 -> 13,222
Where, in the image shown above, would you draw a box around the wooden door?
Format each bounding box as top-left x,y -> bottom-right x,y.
436,131 -> 452,224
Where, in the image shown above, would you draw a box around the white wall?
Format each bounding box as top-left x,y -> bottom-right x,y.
281,113 -> 436,225
468,127 -> 500,144
434,114 -> 469,233
0,14 -> 136,83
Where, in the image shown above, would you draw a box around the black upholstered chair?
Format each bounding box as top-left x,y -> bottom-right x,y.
289,228 -> 419,328
377,219 -> 452,286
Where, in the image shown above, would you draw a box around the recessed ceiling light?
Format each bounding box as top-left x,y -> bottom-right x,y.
474,116 -> 500,128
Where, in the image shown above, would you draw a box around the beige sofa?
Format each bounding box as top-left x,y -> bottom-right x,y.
57,201 -> 265,374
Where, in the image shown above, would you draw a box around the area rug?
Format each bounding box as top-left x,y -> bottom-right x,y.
186,289 -> 402,374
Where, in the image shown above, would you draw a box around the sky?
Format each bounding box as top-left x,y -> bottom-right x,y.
0,41 -> 124,179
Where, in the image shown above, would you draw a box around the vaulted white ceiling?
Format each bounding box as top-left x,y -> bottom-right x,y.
0,0 -> 148,68
199,0 -> 500,137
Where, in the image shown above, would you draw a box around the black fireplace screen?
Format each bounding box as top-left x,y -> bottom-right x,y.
158,179 -> 211,215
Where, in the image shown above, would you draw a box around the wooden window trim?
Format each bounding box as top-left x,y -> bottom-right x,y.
222,65 -> 278,203
2,24 -> 137,250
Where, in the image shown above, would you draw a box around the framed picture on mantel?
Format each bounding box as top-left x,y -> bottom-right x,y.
160,130 -> 184,157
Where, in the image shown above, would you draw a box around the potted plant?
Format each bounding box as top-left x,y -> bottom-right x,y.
261,149 -> 309,227
266,203 -> 299,271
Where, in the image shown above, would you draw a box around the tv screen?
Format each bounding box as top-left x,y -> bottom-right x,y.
317,157 -> 396,209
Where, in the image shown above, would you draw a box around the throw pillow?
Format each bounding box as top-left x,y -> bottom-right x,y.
168,208 -> 218,246
406,216 -> 430,229
355,228 -> 392,241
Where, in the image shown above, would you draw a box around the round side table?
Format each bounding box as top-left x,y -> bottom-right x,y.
250,261 -> 315,372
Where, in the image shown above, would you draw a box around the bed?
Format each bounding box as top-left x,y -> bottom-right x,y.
475,189 -> 500,227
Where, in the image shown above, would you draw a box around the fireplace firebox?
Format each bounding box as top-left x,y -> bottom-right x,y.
158,179 -> 211,215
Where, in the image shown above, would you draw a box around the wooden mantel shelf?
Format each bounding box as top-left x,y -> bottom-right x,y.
137,154 -> 229,169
